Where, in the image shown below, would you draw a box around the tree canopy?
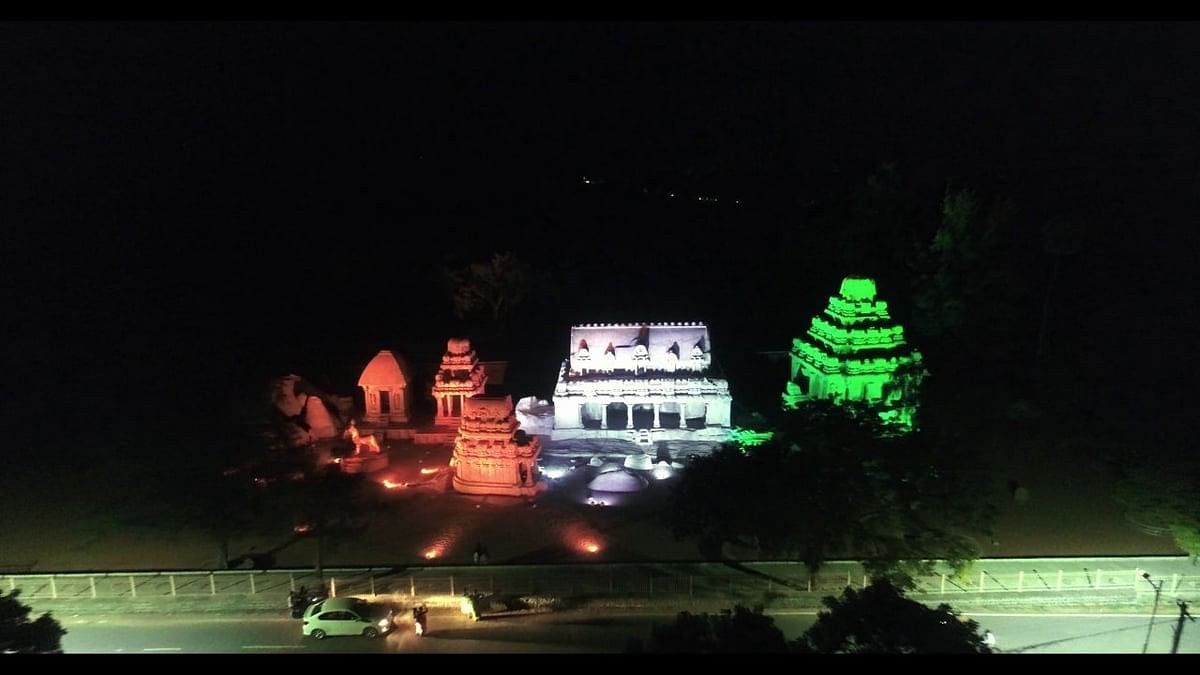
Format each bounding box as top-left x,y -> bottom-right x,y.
631,605 -> 789,653
797,580 -> 992,653
443,252 -> 531,323
0,589 -> 66,654
667,401 -> 995,586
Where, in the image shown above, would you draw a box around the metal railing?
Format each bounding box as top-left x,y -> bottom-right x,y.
3,558 -> 1197,604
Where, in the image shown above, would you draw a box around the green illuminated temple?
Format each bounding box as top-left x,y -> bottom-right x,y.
783,276 -> 925,429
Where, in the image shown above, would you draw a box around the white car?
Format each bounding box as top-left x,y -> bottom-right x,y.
302,598 -> 394,640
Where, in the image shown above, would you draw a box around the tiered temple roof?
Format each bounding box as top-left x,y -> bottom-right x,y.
784,276 -> 924,428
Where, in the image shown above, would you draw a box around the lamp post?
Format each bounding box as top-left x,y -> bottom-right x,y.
1142,572 -> 1165,654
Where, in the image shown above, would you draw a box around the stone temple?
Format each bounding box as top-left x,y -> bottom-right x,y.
782,276 -> 925,428
552,322 -> 733,441
451,395 -> 545,497
357,349 -> 411,439
431,337 -> 488,426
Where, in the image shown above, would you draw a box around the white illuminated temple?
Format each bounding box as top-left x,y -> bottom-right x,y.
551,322 -> 732,441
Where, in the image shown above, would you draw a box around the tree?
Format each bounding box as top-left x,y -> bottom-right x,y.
796,580 -> 992,653
631,605 -> 789,653
667,402 -> 994,585
443,252 -> 532,323
1114,454 -> 1200,563
0,589 -> 66,654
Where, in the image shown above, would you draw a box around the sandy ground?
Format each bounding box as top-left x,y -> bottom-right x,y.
0,434 -> 1180,573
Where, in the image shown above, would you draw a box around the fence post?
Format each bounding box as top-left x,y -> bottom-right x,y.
129,575 -> 136,599
90,576 -> 97,599
1056,570 -> 1063,591
370,575 -> 376,597
1018,571 -> 1024,593
941,573 -> 947,594
50,576 -> 57,599
410,576 -> 415,598
249,574 -> 256,595
979,571 -> 985,593
1172,573 -> 1180,592
210,573 -> 216,596
863,574 -> 868,589
169,575 -> 176,597
290,573 -> 296,592
8,577 -> 14,591
330,577 -> 337,597
450,575 -> 454,596
846,571 -> 852,588
808,576 -> 813,593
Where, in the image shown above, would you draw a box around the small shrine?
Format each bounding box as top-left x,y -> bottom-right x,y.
783,276 -> 926,428
358,350 -> 410,425
451,395 -> 546,497
431,337 -> 488,426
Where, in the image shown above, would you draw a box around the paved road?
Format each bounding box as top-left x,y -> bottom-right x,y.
59,607 -> 1200,653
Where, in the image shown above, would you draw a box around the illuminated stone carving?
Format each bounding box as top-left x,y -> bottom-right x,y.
344,420 -> 381,455
783,276 -> 925,428
358,350 -> 409,425
431,337 -> 488,426
551,323 -> 733,441
451,395 -> 545,497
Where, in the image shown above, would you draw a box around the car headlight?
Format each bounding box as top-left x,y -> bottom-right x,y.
378,618 -> 390,628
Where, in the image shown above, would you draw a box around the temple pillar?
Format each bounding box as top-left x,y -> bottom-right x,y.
626,399 -> 634,429
653,403 -> 661,428
602,403 -> 609,429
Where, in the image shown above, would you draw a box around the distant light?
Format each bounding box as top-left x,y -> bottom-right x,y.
582,541 -> 600,554
668,193 -> 675,198
652,466 -> 672,480
424,549 -> 439,560
420,467 -> 439,475
382,479 -> 405,489
735,200 -> 741,205
543,466 -> 567,479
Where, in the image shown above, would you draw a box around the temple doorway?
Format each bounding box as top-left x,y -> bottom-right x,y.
658,401 -> 682,429
379,390 -> 391,414
605,402 -> 628,429
581,402 -> 603,429
684,401 -> 707,429
451,395 -> 462,417
631,404 -> 655,430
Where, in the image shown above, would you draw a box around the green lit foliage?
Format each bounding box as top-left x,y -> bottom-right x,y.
796,580 -> 992,654
729,427 -> 774,450
443,252 -> 531,323
631,605 -> 789,654
669,402 -> 994,583
0,589 -> 66,654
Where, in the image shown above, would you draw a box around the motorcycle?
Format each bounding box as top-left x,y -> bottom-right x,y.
288,586 -> 328,619
413,605 -> 429,637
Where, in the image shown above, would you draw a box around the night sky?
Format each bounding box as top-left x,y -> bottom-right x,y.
3,22 -> 1197,458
